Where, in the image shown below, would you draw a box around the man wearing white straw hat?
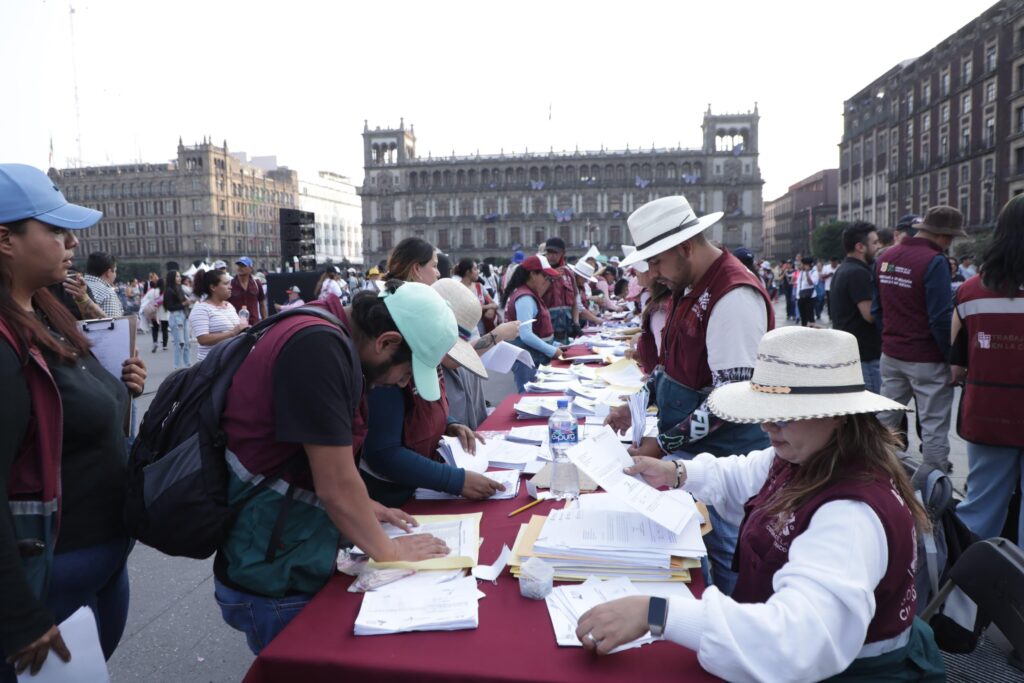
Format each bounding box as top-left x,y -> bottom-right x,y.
576,328 -> 945,682
610,194 -> 774,595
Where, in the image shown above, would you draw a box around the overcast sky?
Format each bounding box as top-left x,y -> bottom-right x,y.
1,0 -> 999,200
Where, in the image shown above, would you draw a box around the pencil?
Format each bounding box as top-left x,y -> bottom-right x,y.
507,498 -> 544,517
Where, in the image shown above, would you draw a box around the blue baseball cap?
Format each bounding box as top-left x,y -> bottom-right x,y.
0,164 -> 101,229
235,256 -> 254,268
512,250 -> 525,264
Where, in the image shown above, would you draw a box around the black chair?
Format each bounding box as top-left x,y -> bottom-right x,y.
922,537 -> 1024,679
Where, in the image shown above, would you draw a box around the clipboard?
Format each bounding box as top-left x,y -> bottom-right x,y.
80,317 -> 137,379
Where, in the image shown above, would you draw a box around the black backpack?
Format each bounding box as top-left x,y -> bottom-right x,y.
123,306 -> 344,559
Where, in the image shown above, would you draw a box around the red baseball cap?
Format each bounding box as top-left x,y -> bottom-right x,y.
520,254 -> 559,277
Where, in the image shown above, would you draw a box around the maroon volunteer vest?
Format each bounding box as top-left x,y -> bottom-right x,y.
733,456 -> 918,644
222,297 -> 368,491
401,372 -> 450,460
875,237 -> 948,363
955,276 -> 1024,446
541,264 -> 577,309
636,296 -> 670,375
505,286 -> 555,338
661,251 -> 774,389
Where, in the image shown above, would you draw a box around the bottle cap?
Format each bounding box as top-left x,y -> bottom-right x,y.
557,399 -> 569,409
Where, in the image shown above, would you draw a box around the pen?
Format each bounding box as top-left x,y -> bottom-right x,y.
507,498 -> 544,517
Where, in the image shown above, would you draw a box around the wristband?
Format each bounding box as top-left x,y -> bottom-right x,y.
673,460 -> 686,489
74,297 -> 89,305
648,596 -> 668,637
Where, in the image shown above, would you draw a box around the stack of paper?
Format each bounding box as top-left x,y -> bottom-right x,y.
415,469 -> 521,500
436,434 -> 546,472
627,387 -> 650,447
545,577 -> 655,651
586,415 -> 658,444
566,430 -> 696,534
352,513 -> 482,571
506,424 -> 548,446
354,575 -> 482,635
514,396 -> 600,420
596,358 -> 646,388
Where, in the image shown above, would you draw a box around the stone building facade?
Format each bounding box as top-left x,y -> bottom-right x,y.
763,169 -> 839,259
51,138 -> 298,272
359,107 -> 764,265
840,0 -> 1024,233
298,171 -> 364,265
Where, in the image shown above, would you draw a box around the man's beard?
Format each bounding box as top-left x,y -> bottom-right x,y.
361,358 -> 393,387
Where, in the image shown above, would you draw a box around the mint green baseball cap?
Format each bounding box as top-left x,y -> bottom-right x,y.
379,282 -> 457,401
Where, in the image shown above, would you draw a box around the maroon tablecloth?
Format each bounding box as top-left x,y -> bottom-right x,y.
242,394 -> 719,683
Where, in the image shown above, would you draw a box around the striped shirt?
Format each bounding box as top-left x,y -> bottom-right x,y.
188,301 -> 240,361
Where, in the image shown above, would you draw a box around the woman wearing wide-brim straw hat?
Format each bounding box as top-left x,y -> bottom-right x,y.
574,327 -> 946,682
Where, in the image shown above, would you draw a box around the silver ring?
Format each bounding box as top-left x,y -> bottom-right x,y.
585,632 -> 597,644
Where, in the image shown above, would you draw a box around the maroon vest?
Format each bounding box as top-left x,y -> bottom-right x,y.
661,251 -> 775,389
541,264 -> 577,309
733,456 -> 918,644
222,297 -> 368,492
636,296 -> 670,375
505,286 -> 554,338
875,237 -> 948,362
955,276 -> 1024,446
401,372 -> 450,460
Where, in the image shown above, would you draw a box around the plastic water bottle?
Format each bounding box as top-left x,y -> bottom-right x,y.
548,399 -> 580,501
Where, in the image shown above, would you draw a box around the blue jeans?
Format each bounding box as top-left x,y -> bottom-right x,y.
512,360 -> 538,393
956,442 -> 1024,546
861,358 -> 881,395
169,310 -> 188,369
214,579 -> 314,654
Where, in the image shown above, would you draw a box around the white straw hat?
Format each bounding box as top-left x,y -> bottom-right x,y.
621,245 -> 648,273
430,279 -> 488,379
620,195 -> 722,268
569,260 -> 598,283
708,327 -> 910,423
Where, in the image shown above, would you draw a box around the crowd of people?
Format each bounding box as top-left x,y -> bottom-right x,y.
2,160 -> 1022,681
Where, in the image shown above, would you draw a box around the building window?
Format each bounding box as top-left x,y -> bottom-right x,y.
985,43 -> 997,72
461,228 -> 473,247
985,116 -> 996,146
959,189 -> 969,220
960,164 -> 971,184
534,229 -> 545,247
941,103 -> 950,124
380,202 -> 394,221
1017,105 -> 1024,134
922,112 -> 930,131
940,69 -> 950,97
380,230 -> 393,251
940,134 -> 949,161
437,228 -> 449,249
485,227 -> 497,248
922,82 -> 931,106
962,92 -> 972,114
939,170 -> 948,189
509,226 -> 521,246
436,201 -> 449,218
962,58 -> 973,83
960,126 -> 970,153
985,80 -> 997,103
906,90 -> 914,115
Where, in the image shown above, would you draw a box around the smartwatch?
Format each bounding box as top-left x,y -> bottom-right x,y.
648,596 -> 668,638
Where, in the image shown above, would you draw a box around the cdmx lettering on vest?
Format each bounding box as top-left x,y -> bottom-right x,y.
766,511 -> 797,554
755,353 -> 859,370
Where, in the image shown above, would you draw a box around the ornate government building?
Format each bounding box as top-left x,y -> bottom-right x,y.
359,106 -> 765,265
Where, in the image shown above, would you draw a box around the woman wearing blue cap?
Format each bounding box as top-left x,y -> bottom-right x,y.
0,165 -> 147,677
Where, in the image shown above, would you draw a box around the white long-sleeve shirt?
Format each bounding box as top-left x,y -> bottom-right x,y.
665,447 -> 899,683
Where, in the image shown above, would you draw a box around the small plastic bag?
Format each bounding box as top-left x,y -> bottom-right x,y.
519,556 -> 554,600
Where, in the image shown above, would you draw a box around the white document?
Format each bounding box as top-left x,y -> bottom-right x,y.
17,606 -> 110,683
565,430 -> 696,534
415,469 -> 521,500
472,544 -> 512,582
506,425 -> 548,445
627,387 -> 650,447
596,358 -> 646,387
365,569 -> 466,594
480,341 -> 534,374
79,317 -> 135,380
354,575 -> 481,635
545,577 -> 655,652
357,519 -> 474,560
436,435 -> 489,474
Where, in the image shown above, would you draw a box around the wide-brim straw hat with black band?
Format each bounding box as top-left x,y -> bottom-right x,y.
430,279 -> 488,379
708,327 -> 910,423
619,195 -> 723,268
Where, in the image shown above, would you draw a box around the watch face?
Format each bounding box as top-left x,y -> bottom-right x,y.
648,596 -> 668,636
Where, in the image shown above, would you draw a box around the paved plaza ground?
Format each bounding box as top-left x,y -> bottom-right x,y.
108,299 -> 969,681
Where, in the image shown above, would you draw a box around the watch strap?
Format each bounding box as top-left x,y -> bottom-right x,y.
648,596 -> 668,638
